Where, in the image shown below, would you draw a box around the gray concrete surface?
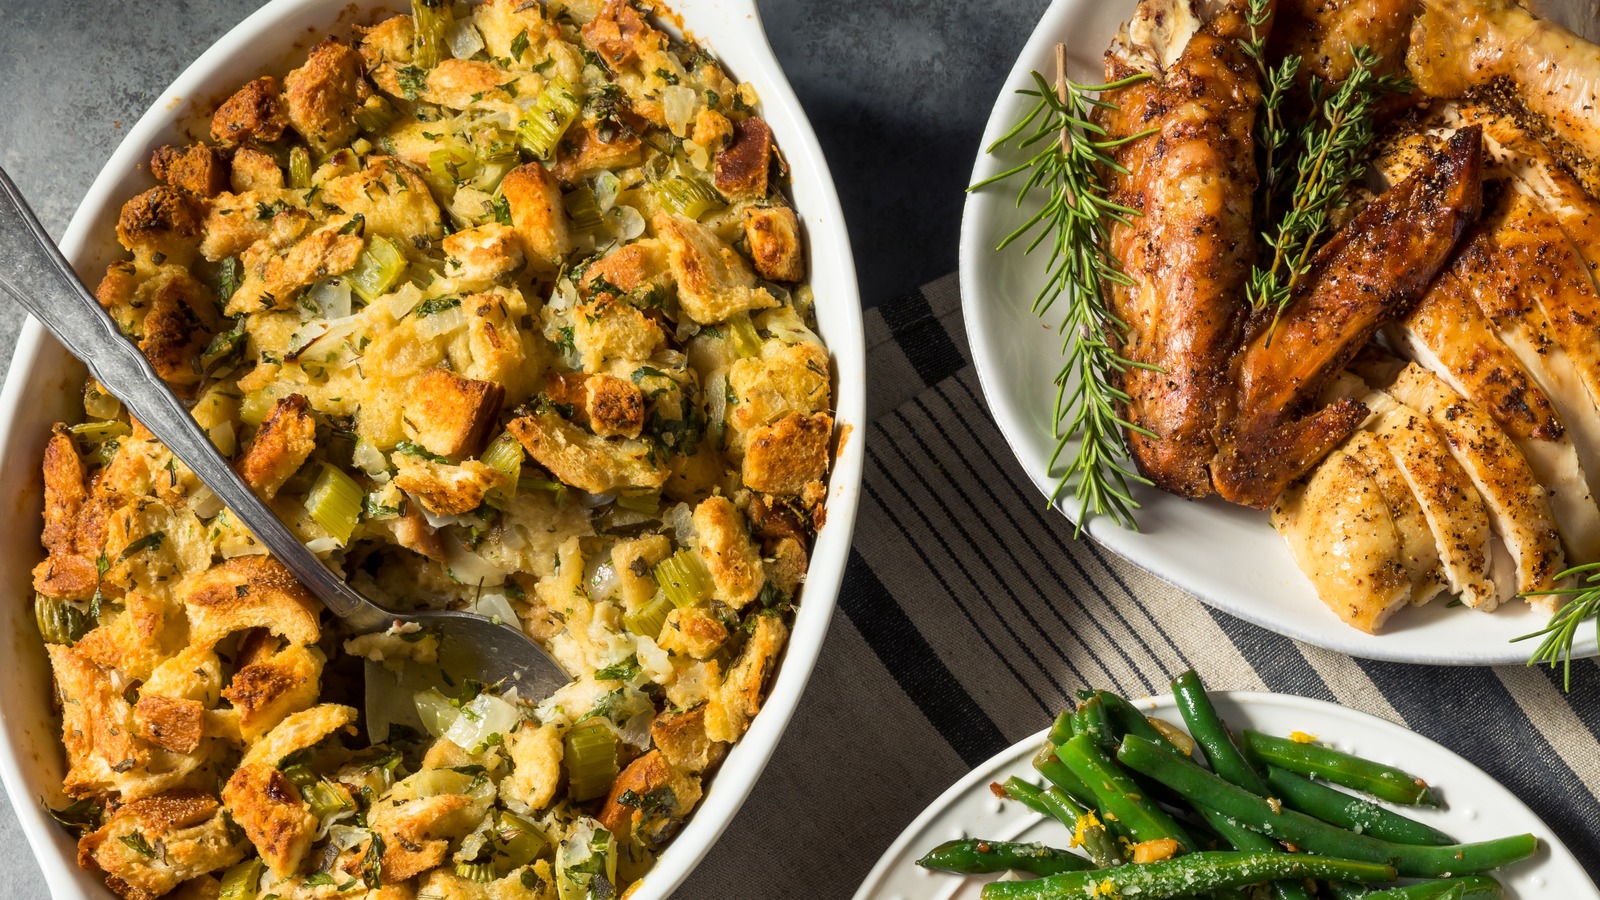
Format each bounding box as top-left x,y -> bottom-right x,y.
0,0 -> 1043,895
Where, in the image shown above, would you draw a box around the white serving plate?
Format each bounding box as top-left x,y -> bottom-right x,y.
0,1 -> 865,897
855,691 -> 1594,899
958,0 -> 1600,665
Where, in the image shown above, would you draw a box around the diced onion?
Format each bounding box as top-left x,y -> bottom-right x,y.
662,85 -> 698,136
604,204 -> 646,241
447,19 -> 485,60
188,484 -> 225,519
414,687 -> 458,738
593,172 -> 621,212
383,284 -> 424,320
352,438 -> 389,478
473,591 -> 520,627
757,305 -> 822,347
305,536 -> 342,556
665,502 -> 698,545
207,423 -> 237,460
416,303 -> 467,341
444,692 -> 523,752
306,277 -> 353,320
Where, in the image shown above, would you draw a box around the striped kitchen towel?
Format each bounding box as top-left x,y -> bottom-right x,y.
678,272 -> 1600,898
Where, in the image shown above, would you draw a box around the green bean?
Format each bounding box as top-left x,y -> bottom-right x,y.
1073,694 -> 1118,751
998,777 -> 1123,867
1266,766 -> 1455,846
1243,730 -> 1440,807
1171,672 -> 1313,900
1363,877 -> 1501,899
1117,736 -> 1538,877
1032,744 -> 1097,808
979,851 -> 1396,900
1058,733 -> 1198,850
1095,689 -> 1170,746
917,838 -> 1093,876
1047,709 -> 1075,747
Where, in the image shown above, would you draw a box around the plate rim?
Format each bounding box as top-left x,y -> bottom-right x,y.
851,689 -> 1595,899
956,0 -> 1600,666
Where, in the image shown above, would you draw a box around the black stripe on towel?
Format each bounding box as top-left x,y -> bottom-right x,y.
880,287 -> 965,386
1359,660 -> 1600,877
838,547 -> 1009,767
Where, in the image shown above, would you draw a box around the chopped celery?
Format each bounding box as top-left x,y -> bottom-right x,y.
481,431 -> 525,498
411,0 -> 453,69
428,142 -> 478,185
218,859 -> 265,900
614,491 -> 660,516
564,720 -> 619,802
288,146 -> 313,189
354,95 -> 400,134
564,186 -> 604,233
517,78 -> 580,160
349,236 -> 408,302
656,172 -> 723,219
725,313 -> 762,359
653,549 -> 713,609
624,593 -> 674,640
525,475 -> 568,505
34,595 -> 91,645
472,141 -> 520,191
283,765 -> 352,820
454,861 -> 495,882
69,420 -> 131,443
239,389 -> 277,426
492,810 -> 549,873
556,822 -> 617,900
304,464 -> 363,545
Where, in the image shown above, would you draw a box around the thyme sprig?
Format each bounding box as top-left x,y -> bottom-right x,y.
1517,564 -> 1600,690
1246,46 -> 1411,328
971,47 -> 1156,532
1239,0 -> 1300,225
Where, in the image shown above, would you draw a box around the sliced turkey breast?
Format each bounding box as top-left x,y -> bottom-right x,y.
1380,363 -> 1566,607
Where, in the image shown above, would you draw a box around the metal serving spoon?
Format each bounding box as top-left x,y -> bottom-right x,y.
0,166 -> 570,712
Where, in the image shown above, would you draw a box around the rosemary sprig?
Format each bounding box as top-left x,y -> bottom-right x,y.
970,49 -> 1156,532
1238,0 -> 1300,225
1516,563 -> 1600,690
1246,46 -> 1410,327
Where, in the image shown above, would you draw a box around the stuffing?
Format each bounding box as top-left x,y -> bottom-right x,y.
571,294 -> 665,371
74,590 -> 182,681
149,144 -> 229,197
401,368 -> 505,459
727,339 -> 830,433
657,607 -> 729,659
282,37 -> 369,154
581,240 -> 669,298
597,750 -> 701,847
133,695 -> 206,755
743,205 -> 804,282
742,411 -> 832,494
222,763 -> 318,877
473,0 -> 552,62
197,189 -> 308,262
442,223 -> 526,290
462,289 -> 539,399
582,0 -> 658,67
210,76 -> 287,145
704,613 -> 787,742
552,121 -> 644,184
611,533 -> 671,608
500,721 -> 564,811
692,496 -> 766,608
393,454 -> 508,516
48,643 -> 150,798
116,186 -> 205,269
321,155 -> 445,243
653,212 -> 777,324
221,643 -> 325,742
239,704 -> 358,770
228,147 -> 285,192
418,58 -> 539,111
506,409 -> 668,494
500,162 -> 571,274
77,790 -> 245,900
225,218 -> 365,314
691,108 -> 734,152
179,556 -> 322,650
764,534 -> 809,598
585,373 -> 646,438
39,427 -> 86,555
135,266 -> 216,389
714,116 -> 774,198
417,862 -> 559,900
649,705 -> 722,774
235,394 -> 317,499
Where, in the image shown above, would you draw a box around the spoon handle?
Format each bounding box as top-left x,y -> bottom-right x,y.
0,166 -> 381,629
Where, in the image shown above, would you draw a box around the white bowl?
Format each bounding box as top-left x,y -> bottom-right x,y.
959,0 -> 1598,666
0,1 -> 865,896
